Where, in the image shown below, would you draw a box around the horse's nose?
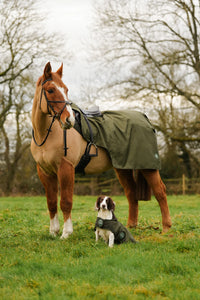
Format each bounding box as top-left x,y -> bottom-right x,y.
64,112 -> 75,128
65,117 -> 71,127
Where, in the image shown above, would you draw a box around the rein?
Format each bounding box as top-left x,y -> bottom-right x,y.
32,78 -> 98,166
32,115 -> 56,147
32,78 -> 71,155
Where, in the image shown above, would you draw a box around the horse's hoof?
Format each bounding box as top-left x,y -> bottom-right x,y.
162,227 -> 171,233
127,222 -> 137,228
50,230 -> 59,237
61,218 -> 73,239
49,227 -> 60,236
50,232 -> 57,237
162,220 -> 172,233
50,214 -> 60,236
60,232 -> 72,239
162,224 -> 172,233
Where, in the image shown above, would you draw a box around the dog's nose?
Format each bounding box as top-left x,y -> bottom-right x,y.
102,204 -> 106,209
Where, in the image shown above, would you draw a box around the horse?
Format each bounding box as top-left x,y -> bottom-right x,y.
31,62 -> 172,239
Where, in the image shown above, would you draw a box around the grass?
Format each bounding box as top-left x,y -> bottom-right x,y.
0,194 -> 200,299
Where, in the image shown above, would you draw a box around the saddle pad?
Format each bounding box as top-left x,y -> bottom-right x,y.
72,103 -> 161,170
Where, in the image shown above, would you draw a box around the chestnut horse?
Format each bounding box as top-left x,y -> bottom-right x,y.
31,62 -> 172,239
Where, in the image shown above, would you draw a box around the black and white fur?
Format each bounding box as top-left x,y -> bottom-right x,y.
95,196 -> 116,248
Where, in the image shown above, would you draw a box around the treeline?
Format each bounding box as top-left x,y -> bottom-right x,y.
0,0 -> 69,195
0,0 -> 200,195
0,161 -> 199,196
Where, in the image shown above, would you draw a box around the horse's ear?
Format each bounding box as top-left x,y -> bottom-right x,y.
43,62 -> 52,80
56,63 -> 63,78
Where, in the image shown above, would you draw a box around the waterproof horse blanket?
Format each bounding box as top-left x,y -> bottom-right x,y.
72,103 -> 161,170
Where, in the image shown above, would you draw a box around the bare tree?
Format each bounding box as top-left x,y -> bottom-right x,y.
0,0 -> 67,126
0,0 -> 70,194
92,0 -> 200,177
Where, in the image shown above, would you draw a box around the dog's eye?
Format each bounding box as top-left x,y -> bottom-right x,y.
47,89 -> 54,94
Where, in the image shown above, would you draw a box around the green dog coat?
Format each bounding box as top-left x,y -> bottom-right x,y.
95,214 -> 137,244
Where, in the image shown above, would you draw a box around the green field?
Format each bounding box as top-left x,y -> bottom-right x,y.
0,195 -> 200,299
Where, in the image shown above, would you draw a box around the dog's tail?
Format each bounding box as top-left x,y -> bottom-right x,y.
134,170 -> 151,201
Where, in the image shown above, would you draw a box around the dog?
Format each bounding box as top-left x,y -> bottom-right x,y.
95,196 -> 137,247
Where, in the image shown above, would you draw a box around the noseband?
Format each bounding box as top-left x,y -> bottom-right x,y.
40,78 -> 72,119
32,78 -> 71,155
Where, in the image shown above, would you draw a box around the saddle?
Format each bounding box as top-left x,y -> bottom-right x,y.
72,105 -> 102,174
81,106 -> 102,118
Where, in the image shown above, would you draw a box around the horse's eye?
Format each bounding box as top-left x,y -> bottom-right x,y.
47,89 -> 54,94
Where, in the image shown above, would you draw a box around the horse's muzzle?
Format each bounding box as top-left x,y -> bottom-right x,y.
60,118 -> 71,129
66,117 -> 73,128
60,116 -> 75,129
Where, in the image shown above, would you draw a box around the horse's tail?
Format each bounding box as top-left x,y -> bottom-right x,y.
134,170 -> 151,201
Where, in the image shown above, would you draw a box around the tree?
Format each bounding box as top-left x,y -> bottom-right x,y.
92,0 -> 200,177
0,0 -> 69,194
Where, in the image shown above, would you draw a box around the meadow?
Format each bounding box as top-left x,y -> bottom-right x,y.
0,194 -> 200,300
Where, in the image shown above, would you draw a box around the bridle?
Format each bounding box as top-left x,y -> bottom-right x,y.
32,77 -> 98,163
32,78 -> 72,155
39,78 -> 72,119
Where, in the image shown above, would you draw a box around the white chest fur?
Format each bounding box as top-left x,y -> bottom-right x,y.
95,210 -> 114,247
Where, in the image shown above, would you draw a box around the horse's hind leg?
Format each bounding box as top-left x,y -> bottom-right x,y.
141,169 -> 172,232
114,168 -> 138,227
57,158 -> 74,239
37,165 -> 60,236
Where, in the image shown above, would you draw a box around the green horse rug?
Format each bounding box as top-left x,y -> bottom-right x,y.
72,103 -> 161,171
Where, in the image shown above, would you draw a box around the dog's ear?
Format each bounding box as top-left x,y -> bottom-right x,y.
95,196 -> 102,211
107,197 -> 115,211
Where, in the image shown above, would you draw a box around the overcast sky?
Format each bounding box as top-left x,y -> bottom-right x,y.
37,0 -> 148,111
38,0 -> 96,106
39,0 -> 93,49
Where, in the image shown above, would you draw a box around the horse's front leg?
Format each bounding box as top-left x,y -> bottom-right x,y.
57,158 -> 75,239
37,165 -> 60,236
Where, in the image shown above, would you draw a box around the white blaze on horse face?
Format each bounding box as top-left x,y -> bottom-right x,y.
53,82 -> 75,126
61,217 -> 73,239
50,213 -> 60,236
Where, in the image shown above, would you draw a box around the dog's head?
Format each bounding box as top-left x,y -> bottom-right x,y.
95,196 -> 115,211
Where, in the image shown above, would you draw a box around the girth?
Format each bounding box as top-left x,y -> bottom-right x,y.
73,108 -> 102,174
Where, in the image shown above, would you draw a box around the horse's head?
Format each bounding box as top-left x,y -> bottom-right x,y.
37,62 -> 75,130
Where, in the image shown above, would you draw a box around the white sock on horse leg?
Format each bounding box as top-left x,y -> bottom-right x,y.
61,217 -> 73,239
50,213 -> 60,236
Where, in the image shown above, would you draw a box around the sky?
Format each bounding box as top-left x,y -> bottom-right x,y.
39,0 -> 93,50
37,0 -> 148,111
38,0 -> 96,106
